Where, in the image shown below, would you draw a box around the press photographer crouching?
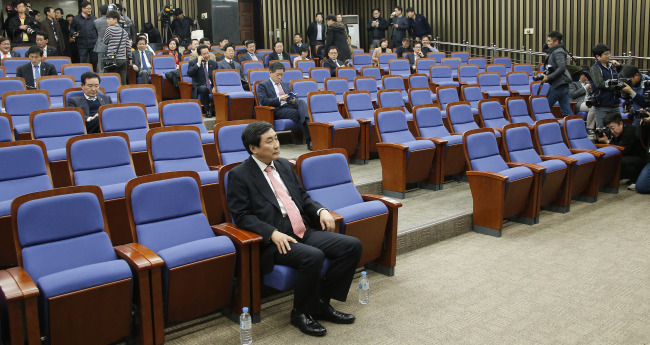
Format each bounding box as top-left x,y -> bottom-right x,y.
618,65 -> 650,126
595,112 -> 648,191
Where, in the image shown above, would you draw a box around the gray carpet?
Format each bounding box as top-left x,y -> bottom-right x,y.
160,187 -> 650,344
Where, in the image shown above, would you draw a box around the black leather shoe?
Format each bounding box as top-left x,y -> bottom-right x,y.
204,110 -> 214,118
306,139 -> 313,151
314,301 -> 356,324
290,309 -> 327,336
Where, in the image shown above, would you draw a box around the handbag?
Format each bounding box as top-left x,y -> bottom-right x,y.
102,26 -> 125,72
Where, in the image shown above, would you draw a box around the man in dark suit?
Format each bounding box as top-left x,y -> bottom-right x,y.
267,41 -> 288,65
67,71 -> 112,133
227,121 -> 362,337
322,47 -> 349,77
306,12 -> 326,57
291,33 -> 310,57
257,62 -> 311,150
0,37 -> 20,60
217,43 -> 248,90
407,41 -> 425,72
187,44 -> 218,117
238,39 -> 261,63
33,31 -> 57,57
40,7 -> 65,55
16,46 -> 57,88
131,36 -> 154,84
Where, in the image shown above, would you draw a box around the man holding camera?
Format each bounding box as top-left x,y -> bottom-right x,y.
6,1 -> 39,45
542,31 -> 573,117
619,65 -> 650,125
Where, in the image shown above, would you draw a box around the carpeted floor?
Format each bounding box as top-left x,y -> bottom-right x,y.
160,187 -> 649,345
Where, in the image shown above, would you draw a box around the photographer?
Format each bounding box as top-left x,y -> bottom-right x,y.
170,9 -> 196,47
635,117 -> 650,194
6,1 -> 40,45
619,65 -> 650,125
569,70 -> 595,130
596,113 -> 647,189
542,31 -> 572,117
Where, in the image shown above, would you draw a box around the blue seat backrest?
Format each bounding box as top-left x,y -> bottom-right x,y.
430,66 -> 452,81
448,104 -> 478,132
409,75 -> 429,89
531,97 -> 554,120
486,64 -> 507,77
504,126 -> 543,164
297,60 -> 315,74
0,116 -> 12,142
428,52 -> 445,63
309,94 -> 343,123
437,88 -> 459,109
70,136 -> 136,186
377,110 -> 415,143
480,100 -> 509,127
508,72 -> 529,85
513,64 -> 534,76
531,82 -> 550,96
0,144 -> 51,203
292,80 -> 318,99
537,122 -> 571,156
325,79 -> 348,96
3,59 -> 28,77
463,86 -> 483,108
63,66 -> 92,85
478,73 -> 501,88
300,153 -> 364,210
383,76 -> 405,91
120,87 -> 157,107
99,75 -> 121,101
0,79 -> 26,95
32,111 -> 85,150
217,124 -> 249,165
215,71 -> 245,93
507,99 -> 534,125
352,54 -> 372,67
354,78 -> 377,99
310,69 -> 330,83
161,102 -> 207,132
466,131 -> 508,172
565,118 -> 597,150
378,90 -> 407,111
416,59 -> 436,75
442,58 -> 461,70
282,69 -> 303,84
100,106 -> 148,142
415,106 -> 451,138
459,65 -> 479,79
130,176 -> 214,253
242,61 -> 263,76
152,56 -> 177,74
410,89 -> 433,106
493,57 -> 512,69
378,53 -> 397,68
337,68 -> 356,82
249,70 -> 271,86
44,59 -> 69,74
346,93 -> 374,120
4,93 -> 50,126
64,90 -> 85,105
150,130 -> 209,173
451,52 -> 469,63
468,57 -> 487,70
17,191 -> 117,282
389,59 -> 409,72
38,78 -> 75,102
361,67 -> 381,80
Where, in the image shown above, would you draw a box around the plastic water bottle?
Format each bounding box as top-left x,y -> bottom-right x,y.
358,271 -> 369,304
240,307 -> 252,345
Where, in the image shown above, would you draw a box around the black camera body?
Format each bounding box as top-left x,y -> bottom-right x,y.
605,78 -> 630,91
594,127 -> 612,139
629,108 -> 650,120
532,65 -> 554,82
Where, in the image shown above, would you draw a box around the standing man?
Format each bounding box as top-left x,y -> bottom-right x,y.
405,7 -> 431,41
217,43 -> 248,90
67,72 -> 112,133
33,31 -> 57,57
336,13 -> 348,34
239,39 -> 260,63
6,1 -> 39,45
40,7 -> 65,55
92,5 -> 109,73
227,120 -> 361,336
367,8 -> 388,49
131,36 -> 154,84
589,43 -> 631,128
257,62 -> 311,150
102,10 -> 129,85
542,31 -> 573,117
388,6 -> 408,49
70,1 -> 97,68
170,9 -> 196,47
187,44 -> 218,117
16,45 -> 57,88
324,14 -> 350,62
307,12 -> 326,58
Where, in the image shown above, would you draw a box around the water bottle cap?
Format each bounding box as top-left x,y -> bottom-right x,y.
361,271 -> 366,276
242,307 -> 249,313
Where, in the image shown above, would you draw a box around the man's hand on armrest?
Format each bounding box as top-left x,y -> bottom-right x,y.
319,209 -> 335,231
271,230 -> 297,254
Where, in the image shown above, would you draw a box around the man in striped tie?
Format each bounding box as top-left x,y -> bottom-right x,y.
227,121 -> 362,337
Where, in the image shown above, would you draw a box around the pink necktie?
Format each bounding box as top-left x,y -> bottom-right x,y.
276,83 -> 284,96
264,165 -> 306,238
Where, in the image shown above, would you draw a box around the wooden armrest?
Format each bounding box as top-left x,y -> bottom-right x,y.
511,90 -> 520,96
466,170 -> 508,181
115,243 -> 164,269
254,105 -> 275,124
416,137 -> 449,146
327,210 -> 344,233
376,142 -> 409,151
211,223 -> 264,246
307,122 -> 334,129
569,148 -> 604,158
482,91 -> 489,98
6,267 -> 39,299
355,118 -> 371,125
209,165 -> 222,171
539,154 -> 578,165
506,161 -> 546,173
361,194 -> 403,208
212,92 -> 229,98
0,270 -> 24,302
594,143 -> 624,151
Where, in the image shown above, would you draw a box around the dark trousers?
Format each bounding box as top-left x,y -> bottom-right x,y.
274,99 -> 311,141
621,155 -> 647,182
115,59 -> 128,86
196,85 -> 212,112
310,40 -> 324,58
272,220 -> 362,314
78,46 -> 98,70
85,117 -> 100,133
547,83 -> 572,116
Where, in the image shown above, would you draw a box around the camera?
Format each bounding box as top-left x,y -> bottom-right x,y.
629,108 -> 650,120
605,78 -> 629,91
594,127 -> 612,139
532,65 -> 553,82
158,4 -> 177,25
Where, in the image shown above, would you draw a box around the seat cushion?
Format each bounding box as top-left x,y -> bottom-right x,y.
130,140 -> 147,153
570,152 -> 595,165
538,159 -> 567,174
598,146 -> 620,158
264,259 -> 330,291
200,133 -> 215,144
498,166 -> 533,182
157,236 -> 235,270
197,171 -> 219,185
335,200 -> 388,225
0,200 -> 11,216
100,183 -> 127,200
47,148 -> 67,162
37,260 -> 132,299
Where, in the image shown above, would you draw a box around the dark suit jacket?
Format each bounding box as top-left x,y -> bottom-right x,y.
67,94 -> 112,121
187,59 -> 219,97
216,59 -> 246,83
291,43 -> 309,55
227,156 -> 324,273
267,52 -> 289,64
239,52 -> 261,63
15,62 -> 57,88
40,19 -> 66,55
40,46 -> 58,57
407,52 -> 425,71
131,49 -> 154,70
307,21 -> 326,43
257,79 -> 291,107
322,59 -> 346,77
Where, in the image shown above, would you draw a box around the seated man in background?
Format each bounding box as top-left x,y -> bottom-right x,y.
187,44 -> 218,117
322,46 -> 348,77
184,38 -> 199,56
291,33 -> 310,57
407,41 -> 425,72
217,43 -> 248,90
213,36 -> 229,59
257,62 -> 311,150
67,71 -> 112,133
293,46 -> 311,67
190,37 -> 216,61
227,121 -> 362,337
420,36 -> 438,54
16,45 -> 57,88
130,36 -> 154,84
239,39 -> 261,63
394,36 -> 412,58
0,37 -> 20,60
569,70 -> 595,131
267,41 -> 288,65
34,31 -> 57,57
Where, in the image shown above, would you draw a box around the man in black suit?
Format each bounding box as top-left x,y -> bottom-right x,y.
67,71 -> 112,133
16,46 -> 57,88
291,33 -> 310,57
257,62 -> 311,150
0,37 -> 20,60
217,43 -> 248,90
34,31 -> 57,57
227,121 -> 362,337
238,39 -> 261,63
322,46 -> 349,77
187,44 -> 218,117
131,36 -> 154,84
306,12 -> 326,57
407,41 -> 425,72
267,41 -> 288,65
40,7 -> 65,55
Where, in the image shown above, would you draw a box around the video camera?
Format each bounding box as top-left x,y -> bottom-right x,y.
158,4 -> 178,25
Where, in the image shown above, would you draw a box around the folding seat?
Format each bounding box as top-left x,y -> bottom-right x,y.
0,140 -> 52,268
408,74 -> 436,102
178,61 -> 192,99
460,85 -> 485,110
247,68 -> 270,88
467,57 -> 487,72
451,51 -> 469,63
412,104 -> 466,179
344,90 -> 377,156
378,53 -> 397,73
351,53 -> 373,72
429,65 -> 459,91
11,47 -> 28,57
30,108 -> 85,187
492,56 -> 513,73
502,122 -> 573,215
290,78 -> 318,100
377,89 -> 415,134
296,148 -> 401,273
354,76 -> 378,103
506,72 -> 532,97
505,96 -> 535,126
0,77 -> 26,98
562,115 -> 622,193
388,58 -> 410,79
281,68 -> 304,84
441,58 -> 462,78
307,91 -> 366,163
262,54 -> 271,67
253,80 -> 301,139
308,67 -> 330,89
324,77 -> 349,103
42,56 -> 71,74
36,75 -> 74,108
296,59 -> 315,78
530,81 -> 550,96
61,63 -> 92,86
458,64 -> 479,85
415,58 -> 436,77
463,128 -> 538,236
435,85 -> 462,117
336,66 -> 357,89
446,102 -> 499,138
257,49 -> 272,62
529,95 -> 558,121
2,58 -> 29,77
2,90 -> 50,140
0,113 -> 13,142
382,75 -> 408,103
9,185 -> 159,345
374,107 -> 438,198
409,87 -> 434,108
351,48 -> 364,55
212,70 -> 255,122
118,85 -> 161,127
98,103 -> 151,176
513,63 -> 535,82
213,119 -> 256,165
427,51 -> 445,63
486,64 -> 508,85
159,99 -> 218,166
477,72 -> 510,103
532,119 -> 599,202
150,55 -> 179,100
268,59 -> 291,69
478,99 -> 510,134
146,127 -> 224,225
241,61 -> 264,79
98,72 -> 121,103
360,66 -> 383,90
